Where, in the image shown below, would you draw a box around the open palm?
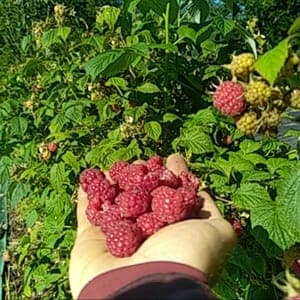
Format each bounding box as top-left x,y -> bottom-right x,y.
69,154 -> 236,299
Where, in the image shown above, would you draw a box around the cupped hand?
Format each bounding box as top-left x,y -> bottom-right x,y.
69,154 -> 236,299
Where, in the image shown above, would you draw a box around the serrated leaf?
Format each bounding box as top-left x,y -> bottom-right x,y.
65,105 -> 83,123
232,183 -> 271,210
189,0 -> 210,23
49,114 -> 66,134
191,108 -> 217,124
242,171 -> 273,183
176,130 -> 214,154
50,163 -> 67,190
163,113 -> 181,122
105,77 -> 128,89
102,6 -> 120,30
111,139 -> 142,162
210,158 -> 233,178
276,162 -> 300,237
266,158 -> 292,174
85,51 -> 123,79
254,38 -> 289,85
251,201 -> 298,250
42,27 -> 71,48
10,117 -> 28,136
144,121 -> 162,141
62,151 -> 80,173
244,153 -> 266,165
103,51 -> 138,77
128,0 -> 142,13
136,83 -> 160,93
239,139 -> 261,154
229,152 -> 255,172
288,16 -> 300,35
214,17 -> 235,36
178,25 -> 196,42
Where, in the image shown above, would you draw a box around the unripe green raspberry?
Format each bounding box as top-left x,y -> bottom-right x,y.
290,89 -> 300,109
245,81 -> 272,106
262,108 -> 281,128
230,53 -> 255,80
236,111 -> 259,135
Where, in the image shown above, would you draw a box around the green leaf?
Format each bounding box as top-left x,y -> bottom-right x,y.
41,27 -> 71,48
85,51 -> 123,79
65,105 -> 83,123
105,77 -> 128,89
25,210 -> 38,227
10,117 -> 28,137
163,113 -> 181,122
49,114 -> 66,134
254,38 -> 289,85
251,200 -> 298,250
62,151 -> 80,173
276,162 -> 300,238
266,158 -> 292,174
50,163 -> 68,190
10,183 -> 30,207
144,121 -> 162,141
239,139 -> 261,154
174,129 -> 214,154
229,152 -> 255,172
102,6 -> 120,30
214,17 -> 235,36
288,16 -> 300,35
128,0 -> 142,13
232,183 -> 271,210
136,83 -> 160,93
189,0 -> 210,23
178,25 -> 196,42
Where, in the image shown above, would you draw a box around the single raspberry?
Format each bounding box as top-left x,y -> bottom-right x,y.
106,221 -> 143,257
98,204 -> 122,234
236,111 -> 259,135
118,164 -> 149,190
230,219 -> 243,236
137,212 -> 166,237
291,259 -> 300,279
47,142 -> 58,152
230,53 -> 255,80
290,89 -> 300,109
179,171 -> 200,190
80,168 -> 105,192
141,172 -> 162,192
177,187 -> 198,207
87,179 -> 117,205
261,108 -> 281,128
146,155 -> 163,172
213,81 -> 246,116
115,189 -> 151,218
244,81 -> 272,106
160,168 -> 181,188
85,204 -> 101,226
109,161 -> 129,183
151,186 -> 188,224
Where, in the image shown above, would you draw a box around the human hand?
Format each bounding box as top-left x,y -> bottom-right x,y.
69,153 -> 236,299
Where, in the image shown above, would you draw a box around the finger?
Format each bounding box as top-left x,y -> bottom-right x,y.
165,153 -> 189,175
77,186 -> 93,231
198,191 -> 222,219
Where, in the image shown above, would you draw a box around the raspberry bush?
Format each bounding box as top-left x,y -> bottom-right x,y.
0,1 -> 299,299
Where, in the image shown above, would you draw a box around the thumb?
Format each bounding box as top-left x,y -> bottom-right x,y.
165,153 -> 189,175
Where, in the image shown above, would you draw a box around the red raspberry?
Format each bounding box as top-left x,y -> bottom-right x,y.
179,171 -> 200,190
106,221 -> 143,257
291,259 -> 300,278
151,186 -> 188,224
177,187 -> 203,217
80,168 -> 105,192
98,204 -> 122,234
118,164 -> 148,190
85,204 -> 101,226
115,189 -> 151,218
230,219 -> 243,236
140,172 -> 161,192
213,81 -> 246,116
87,179 -> 117,205
109,161 -> 129,183
137,212 -> 166,237
47,142 -> 58,152
146,155 -> 163,171
160,168 -> 181,188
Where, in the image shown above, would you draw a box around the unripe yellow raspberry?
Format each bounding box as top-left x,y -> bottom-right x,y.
230,53 -> 255,80
236,111 -> 259,135
262,108 -> 281,128
245,81 -> 272,106
290,89 -> 300,109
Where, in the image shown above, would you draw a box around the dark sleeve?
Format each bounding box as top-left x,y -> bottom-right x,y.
78,261 -> 216,300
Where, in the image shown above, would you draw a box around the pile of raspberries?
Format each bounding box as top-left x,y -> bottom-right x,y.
79,156 -> 203,257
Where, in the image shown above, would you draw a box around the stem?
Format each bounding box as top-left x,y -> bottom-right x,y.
164,3 -> 170,45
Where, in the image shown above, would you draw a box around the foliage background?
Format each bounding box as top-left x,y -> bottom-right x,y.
0,0 -> 299,299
